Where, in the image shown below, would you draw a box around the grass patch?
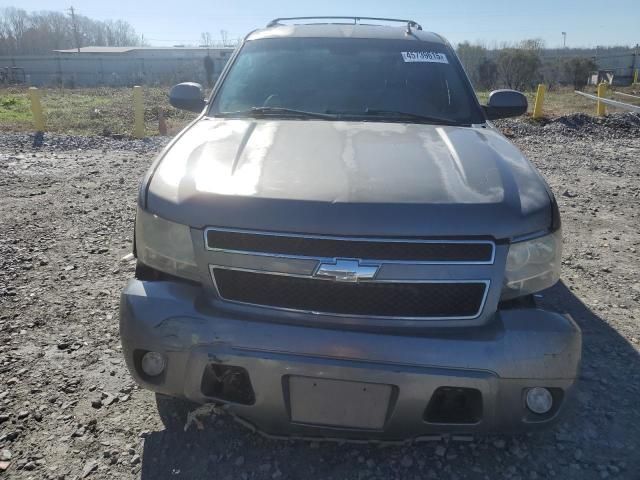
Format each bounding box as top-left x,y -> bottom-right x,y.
476,85 -> 639,118
0,93 -> 33,127
1,84 -> 637,136
0,86 -> 197,136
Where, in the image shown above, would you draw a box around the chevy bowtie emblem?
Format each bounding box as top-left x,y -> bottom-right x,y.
314,259 -> 379,282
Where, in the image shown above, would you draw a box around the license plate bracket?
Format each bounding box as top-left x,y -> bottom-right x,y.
288,376 -> 393,430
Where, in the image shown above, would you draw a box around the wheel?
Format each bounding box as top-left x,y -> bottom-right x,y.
155,393 -> 199,431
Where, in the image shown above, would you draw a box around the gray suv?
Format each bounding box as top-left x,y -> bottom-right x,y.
120,17 -> 581,440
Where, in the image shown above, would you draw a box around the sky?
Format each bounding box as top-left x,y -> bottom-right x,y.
11,0 -> 640,48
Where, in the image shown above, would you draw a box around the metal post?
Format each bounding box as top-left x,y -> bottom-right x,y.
634,44 -> 639,84
133,85 -> 144,138
596,82 -> 607,116
158,108 -> 168,136
532,84 -> 546,119
28,87 -> 45,132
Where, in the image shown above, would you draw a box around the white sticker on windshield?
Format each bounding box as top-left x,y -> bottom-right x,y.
401,51 -> 449,64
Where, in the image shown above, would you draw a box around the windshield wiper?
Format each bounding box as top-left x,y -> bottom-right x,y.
215,107 -> 336,120
215,107 -> 463,125
366,109 -> 465,126
328,109 -> 464,126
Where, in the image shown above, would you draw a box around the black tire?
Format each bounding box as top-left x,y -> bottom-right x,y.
155,393 -> 199,431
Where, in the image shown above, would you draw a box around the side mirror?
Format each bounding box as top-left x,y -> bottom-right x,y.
169,82 -> 205,112
483,89 -> 528,120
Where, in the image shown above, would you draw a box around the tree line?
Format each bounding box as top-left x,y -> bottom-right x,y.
456,39 -> 604,91
0,7 -> 142,56
0,8 -> 629,90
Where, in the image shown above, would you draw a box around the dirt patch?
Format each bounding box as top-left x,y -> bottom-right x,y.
1,114 -> 639,479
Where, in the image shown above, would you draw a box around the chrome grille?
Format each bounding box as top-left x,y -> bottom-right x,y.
206,228 -> 494,264
206,228 -> 494,320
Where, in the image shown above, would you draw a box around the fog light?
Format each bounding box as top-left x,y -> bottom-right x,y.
141,351 -> 166,377
526,387 -> 553,414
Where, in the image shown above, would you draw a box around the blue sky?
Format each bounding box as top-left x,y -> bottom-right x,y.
14,0 -> 640,48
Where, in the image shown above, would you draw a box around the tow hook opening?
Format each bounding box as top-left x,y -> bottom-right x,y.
200,363 -> 256,405
424,387 -> 483,424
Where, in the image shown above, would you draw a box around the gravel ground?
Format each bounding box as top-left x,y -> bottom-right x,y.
1,114 -> 639,480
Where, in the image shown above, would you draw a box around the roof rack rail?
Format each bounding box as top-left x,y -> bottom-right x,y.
266,16 -> 423,32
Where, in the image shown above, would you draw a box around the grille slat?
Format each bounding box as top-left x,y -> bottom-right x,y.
206,230 -> 493,263
213,268 -> 487,319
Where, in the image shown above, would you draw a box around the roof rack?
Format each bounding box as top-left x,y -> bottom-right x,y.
266,16 -> 423,32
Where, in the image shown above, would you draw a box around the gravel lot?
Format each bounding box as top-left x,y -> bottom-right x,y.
1,114 -> 639,480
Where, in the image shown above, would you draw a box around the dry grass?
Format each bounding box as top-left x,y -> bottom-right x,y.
476,85 -> 640,118
1,84 -> 639,136
0,86 -> 197,136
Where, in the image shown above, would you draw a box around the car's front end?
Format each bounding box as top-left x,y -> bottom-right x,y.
119,19 -> 581,440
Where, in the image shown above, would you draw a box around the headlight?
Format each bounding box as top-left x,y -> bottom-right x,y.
502,230 -> 562,300
135,207 -> 200,282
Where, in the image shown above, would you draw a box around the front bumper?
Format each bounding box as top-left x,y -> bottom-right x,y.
119,279 -> 581,440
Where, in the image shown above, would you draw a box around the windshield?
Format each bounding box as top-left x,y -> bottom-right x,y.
209,37 -> 485,125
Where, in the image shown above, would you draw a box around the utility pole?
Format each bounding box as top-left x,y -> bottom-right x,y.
68,6 -> 81,53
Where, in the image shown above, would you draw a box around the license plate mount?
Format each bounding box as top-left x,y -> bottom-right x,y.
288,376 -> 393,430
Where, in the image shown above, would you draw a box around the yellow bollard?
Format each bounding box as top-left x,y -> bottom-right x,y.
596,82 -> 607,116
28,87 -> 45,132
532,84 -> 546,119
634,69 -> 639,85
133,85 -> 144,138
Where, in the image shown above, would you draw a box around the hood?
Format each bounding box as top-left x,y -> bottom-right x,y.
146,118 -> 552,239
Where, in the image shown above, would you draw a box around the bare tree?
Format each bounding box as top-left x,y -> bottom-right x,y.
0,6 -> 142,55
456,42 -> 488,87
43,12 -> 73,50
3,7 -> 28,53
519,38 -> 545,52
563,57 -> 596,90
103,19 -> 139,46
200,31 -> 212,47
477,59 -> 498,90
497,48 -> 541,90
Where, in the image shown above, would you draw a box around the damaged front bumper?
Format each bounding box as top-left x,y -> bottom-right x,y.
119,279 -> 581,440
